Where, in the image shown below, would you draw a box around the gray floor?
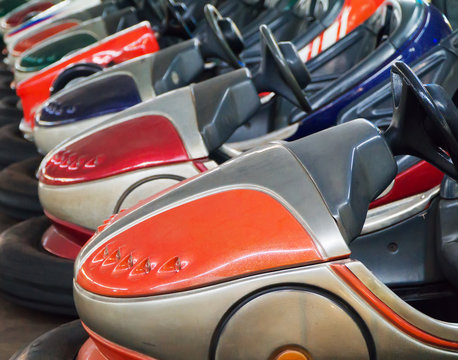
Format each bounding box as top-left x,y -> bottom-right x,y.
0,293 -> 71,359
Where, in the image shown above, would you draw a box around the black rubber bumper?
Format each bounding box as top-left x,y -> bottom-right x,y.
0,216 -> 76,316
0,93 -> 22,124
10,320 -> 88,360
0,72 -> 13,89
0,123 -> 39,168
0,156 -> 43,219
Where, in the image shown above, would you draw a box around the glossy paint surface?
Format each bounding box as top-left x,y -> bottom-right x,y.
39,74 -> 142,125
332,263 -> 458,350
77,189 -> 322,297
40,115 -> 189,185
79,324 -> 157,360
289,4 -> 452,140
41,209 -> 94,259
12,21 -> 79,56
41,225 -> 84,260
370,160 -> 444,208
4,1 -> 54,28
19,32 -> 97,71
16,23 -> 159,128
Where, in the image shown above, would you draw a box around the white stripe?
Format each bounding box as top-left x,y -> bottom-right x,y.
310,36 -> 321,58
338,7 -> 351,39
321,21 -> 339,52
299,44 -> 310,62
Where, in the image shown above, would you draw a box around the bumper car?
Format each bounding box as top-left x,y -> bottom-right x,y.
0,4 -> 248,221
22,0 -> 451,221
0,3 -> 451,314
31,0 -> 450,153
17,0 -> 382,136
14,61 -> 458,359
0,24 -> 314,314
31,0 -> 353,153
0,0 -> 335,157
0,0 -> 376,174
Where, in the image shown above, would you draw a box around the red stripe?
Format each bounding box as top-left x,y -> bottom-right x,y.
332,263 -> 458,350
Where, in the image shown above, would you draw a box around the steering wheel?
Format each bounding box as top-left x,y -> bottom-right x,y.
258,24 -> 312,112
384,61 -> 458,180
204,4 -> 244,68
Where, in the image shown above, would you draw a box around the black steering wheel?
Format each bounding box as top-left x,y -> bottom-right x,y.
203,4 -> 244,68
257,24 -> 312,112
384,61 -> 458,180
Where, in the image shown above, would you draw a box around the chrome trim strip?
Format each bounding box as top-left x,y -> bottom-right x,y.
346,261 -> 458,341
361,186 -> 440,234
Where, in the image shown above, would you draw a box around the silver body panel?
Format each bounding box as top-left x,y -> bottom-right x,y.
39,161 -> 204,230
34,112 -> 115,154
74,260 -> 458,359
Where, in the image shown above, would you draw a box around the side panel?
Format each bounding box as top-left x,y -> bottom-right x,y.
77,189 -> 322,297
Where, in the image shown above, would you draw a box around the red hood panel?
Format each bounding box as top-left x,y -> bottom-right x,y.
370,161 -> 444,208
40,115 -> 189,185
77,189 -> 322,297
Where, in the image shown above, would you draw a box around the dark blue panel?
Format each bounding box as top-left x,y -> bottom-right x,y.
38,74 -> 142,127
288,4 -> 452,140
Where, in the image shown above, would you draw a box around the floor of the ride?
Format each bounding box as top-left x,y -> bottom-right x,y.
0,294 -> 71,359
